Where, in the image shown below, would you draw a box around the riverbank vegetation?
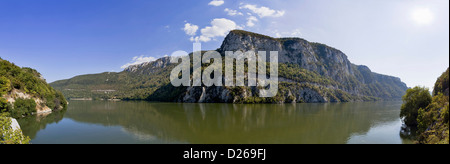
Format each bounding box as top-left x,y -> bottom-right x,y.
400,68 -> 449,144
1,57 -> 68,144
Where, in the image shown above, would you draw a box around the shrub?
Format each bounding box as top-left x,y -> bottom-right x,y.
12,98 -> 36,118
0,76 -> 10,95
0,98 -> 12,113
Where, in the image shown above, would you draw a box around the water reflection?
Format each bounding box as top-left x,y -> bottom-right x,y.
18,101 -> 413,144
17,109 -> 66,139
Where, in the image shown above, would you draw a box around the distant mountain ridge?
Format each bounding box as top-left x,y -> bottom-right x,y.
219,30 -> 407,98
51,30 -> 408,103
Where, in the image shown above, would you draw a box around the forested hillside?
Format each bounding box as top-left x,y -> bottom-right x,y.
0,58 -> 67,118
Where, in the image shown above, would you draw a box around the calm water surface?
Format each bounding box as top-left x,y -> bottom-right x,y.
17,101 -> 413,144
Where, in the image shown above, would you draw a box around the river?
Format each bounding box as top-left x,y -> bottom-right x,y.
17,101 -> 413,144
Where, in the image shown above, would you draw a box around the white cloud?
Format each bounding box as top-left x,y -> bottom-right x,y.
183,23 -> 199,36
121,55 -> 157,69
273,29 -> 282,38
240,4 -> 285,18
271,29 -> 302,38
208,0 -> 224,7
224,8 -> 243,16
290,29 -> 302,37
191,18 -> 242,42
246,16 -> 258,27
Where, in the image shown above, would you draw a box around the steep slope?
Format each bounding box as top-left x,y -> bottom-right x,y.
51,30 -> 408,103
416,67 -> 449,144
0,58 -> 67,117
219,30 -> 407,99
433,68 -> 449,97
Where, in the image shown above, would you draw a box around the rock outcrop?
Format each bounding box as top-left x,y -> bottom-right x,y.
3,89 -> 53,114
124,56 -> 172,74
220,30 -> 354,81
9,117 -> 20,131
175,30 -> 408,103
51,30 -> 408,103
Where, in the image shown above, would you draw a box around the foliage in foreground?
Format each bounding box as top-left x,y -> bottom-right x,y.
416,93 -> 449,144
0,113 -> 30,144
400,68 -> 449,144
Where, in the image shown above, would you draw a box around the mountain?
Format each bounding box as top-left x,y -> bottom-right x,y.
0,58 -> 67,118
50,30 -> 407,103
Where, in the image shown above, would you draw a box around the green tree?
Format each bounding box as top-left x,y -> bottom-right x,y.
0,76 -> 10,96
417,93 -> 447,133
0,98 -> 12,113
400,86 -> 432,127
432,68 -> 449,96
402,68 -> 449,144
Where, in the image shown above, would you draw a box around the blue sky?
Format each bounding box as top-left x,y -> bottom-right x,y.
0,0 -> 448,90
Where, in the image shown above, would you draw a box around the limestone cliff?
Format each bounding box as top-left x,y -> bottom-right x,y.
51,30 -> 408,103
176,30 -> 407,103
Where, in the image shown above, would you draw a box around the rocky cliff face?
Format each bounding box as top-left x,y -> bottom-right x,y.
433,67 -> 449,96
52,30 -> 408,103
3,89 -> 53,114
177,30 -> 407,103
220,30 -> 354,82
124,56 -> 172,74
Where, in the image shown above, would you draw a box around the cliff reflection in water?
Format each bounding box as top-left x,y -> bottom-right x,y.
19,101 -> 412,144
